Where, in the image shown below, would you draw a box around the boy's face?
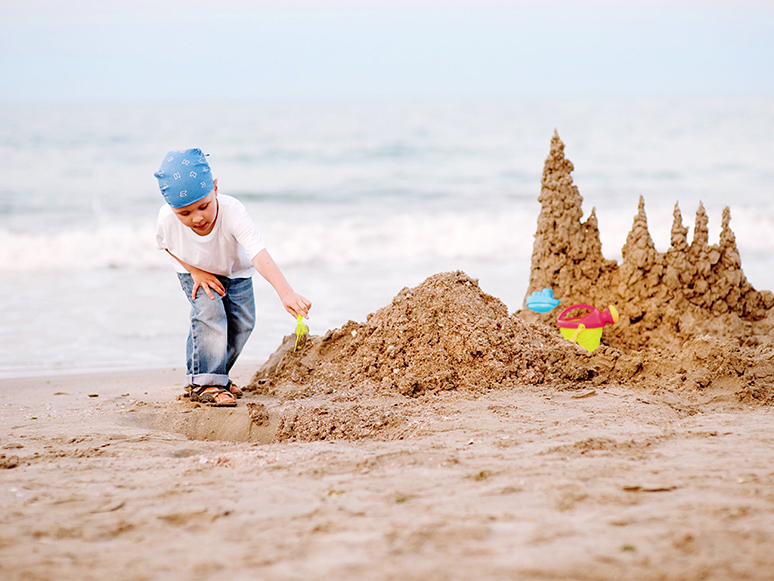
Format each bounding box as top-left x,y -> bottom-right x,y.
171,179 -> 219,236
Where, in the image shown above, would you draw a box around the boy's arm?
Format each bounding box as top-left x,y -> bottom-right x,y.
165,250 -> 226,300
252,249 -> 311,318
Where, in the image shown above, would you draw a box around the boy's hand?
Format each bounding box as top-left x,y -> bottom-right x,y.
165,250 -> 225,300
189,267 -> 226,300
281,291 -> 312,319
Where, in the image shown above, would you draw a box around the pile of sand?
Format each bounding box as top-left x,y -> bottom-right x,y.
247,132 -> 774,441
252,271 -> 594,400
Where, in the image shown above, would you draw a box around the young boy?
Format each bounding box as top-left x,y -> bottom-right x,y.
155,148 -> 311,406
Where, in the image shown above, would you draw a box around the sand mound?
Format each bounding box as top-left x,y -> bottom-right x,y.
252,271 -> 593,402
247,132 -> 774,441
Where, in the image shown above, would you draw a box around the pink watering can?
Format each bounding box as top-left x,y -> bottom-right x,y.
557,304 -> 619,352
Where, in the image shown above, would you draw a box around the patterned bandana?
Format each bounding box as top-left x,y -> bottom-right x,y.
154,148 -> 215,208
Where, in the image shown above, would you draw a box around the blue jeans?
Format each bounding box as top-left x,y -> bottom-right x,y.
177,273 -> 256,388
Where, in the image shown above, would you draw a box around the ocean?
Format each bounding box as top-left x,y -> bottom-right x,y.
1,98 -> 773,377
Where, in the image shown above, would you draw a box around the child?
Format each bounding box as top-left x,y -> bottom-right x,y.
154,148 -> 311,406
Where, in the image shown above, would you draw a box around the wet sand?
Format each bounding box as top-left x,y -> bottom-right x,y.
2,366 -> 773,581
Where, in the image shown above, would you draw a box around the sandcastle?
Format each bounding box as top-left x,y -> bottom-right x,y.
522,131 -> 774,351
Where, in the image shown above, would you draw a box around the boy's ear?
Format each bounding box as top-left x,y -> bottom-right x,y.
213,178 -> 218,195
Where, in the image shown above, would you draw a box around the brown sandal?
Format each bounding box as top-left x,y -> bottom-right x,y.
227,381 -> 242,399
190,385 -> 237,407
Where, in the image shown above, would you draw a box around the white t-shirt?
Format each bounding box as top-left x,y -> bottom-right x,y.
156,194 -> 266,279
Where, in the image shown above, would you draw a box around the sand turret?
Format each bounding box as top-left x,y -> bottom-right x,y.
691,202 -> 710,251
664,203 -> 691,290
526,131 -> 617,312
618,196 -> 665,301
670,203 -> 689,252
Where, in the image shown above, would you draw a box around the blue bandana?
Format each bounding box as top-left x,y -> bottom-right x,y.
154,148 -> 215,208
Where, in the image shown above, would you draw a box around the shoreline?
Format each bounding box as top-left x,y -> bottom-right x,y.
0,365 -> 176,382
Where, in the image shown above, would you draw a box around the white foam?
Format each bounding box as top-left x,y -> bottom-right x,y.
0,224 -> 166,271
2,202 -> 772,273
0,208 -> 540,271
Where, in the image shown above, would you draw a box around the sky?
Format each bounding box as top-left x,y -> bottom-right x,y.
1,0 -> 773,103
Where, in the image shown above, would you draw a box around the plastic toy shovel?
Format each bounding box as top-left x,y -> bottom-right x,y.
294,314 -> 309,350
556,304 -> 619,352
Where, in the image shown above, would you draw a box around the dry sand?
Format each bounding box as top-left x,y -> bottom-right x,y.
3,133 -> 774,580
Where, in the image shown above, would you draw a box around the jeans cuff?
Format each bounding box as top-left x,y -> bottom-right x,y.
186,373 -> 229,388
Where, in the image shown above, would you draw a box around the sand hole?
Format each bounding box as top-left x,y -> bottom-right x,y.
136,396 -> 281,444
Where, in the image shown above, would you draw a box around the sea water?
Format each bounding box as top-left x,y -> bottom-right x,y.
1,98 -> 773,377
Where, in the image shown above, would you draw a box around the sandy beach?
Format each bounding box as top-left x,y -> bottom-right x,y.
2,361 -> 774,581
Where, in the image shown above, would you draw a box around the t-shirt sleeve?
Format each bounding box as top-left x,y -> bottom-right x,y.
230,201 -> 266,261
